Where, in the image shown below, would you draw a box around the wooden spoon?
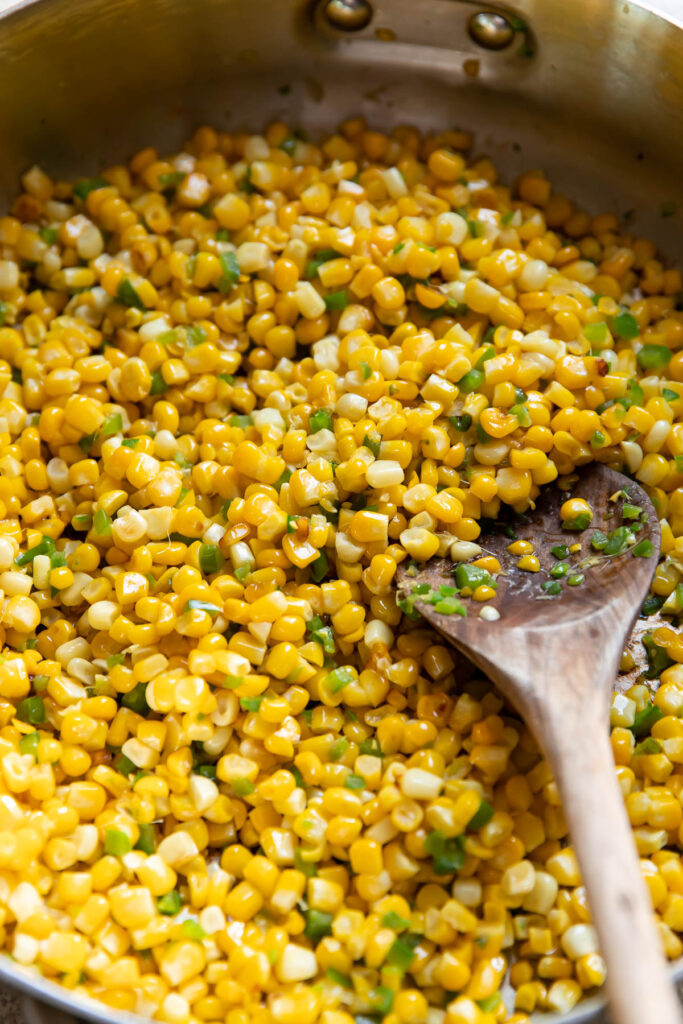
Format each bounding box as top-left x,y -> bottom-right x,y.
397,463 -> 681,1024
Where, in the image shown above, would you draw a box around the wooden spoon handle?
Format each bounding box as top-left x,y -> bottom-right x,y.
546,708 -> 681,1024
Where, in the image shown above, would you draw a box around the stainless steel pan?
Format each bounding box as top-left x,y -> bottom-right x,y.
0,0 -> 682,1020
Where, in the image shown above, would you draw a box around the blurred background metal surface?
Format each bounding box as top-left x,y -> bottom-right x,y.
0,0 -> 681,1020
0,0 -> 681,247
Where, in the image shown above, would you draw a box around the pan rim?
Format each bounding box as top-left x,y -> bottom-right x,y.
3,954 -> 683,1024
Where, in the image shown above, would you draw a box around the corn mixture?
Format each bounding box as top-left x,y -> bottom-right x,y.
0,119 -> 682,1024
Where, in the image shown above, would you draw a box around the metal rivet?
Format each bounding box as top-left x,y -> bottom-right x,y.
468,11 -> 515,50
323,0 -> 373,32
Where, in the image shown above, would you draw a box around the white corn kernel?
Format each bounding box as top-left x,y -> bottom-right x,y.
13,932 -> 40,965
610,693 -> 637,727
366,460 -> 404,488
502,860 -> 536,898
0,260 -> 19,289
161,994 -> 191,1024
335,392 -> 368,421
157,831 -> 199,867
643,419 -> 671,453
199,905 -> 226,935
450,541 -> 483,562
621,440 -> 644,474
561,923 -> 600,960
87,601 -> 120,631
435,212 -> 468,246
364,620 -> 394,649
295,281 -> 326,319
382,167 -> 408,199
236,241 -> 270,274
0,537 -> 18,570
518,258 -> 549,291
0,571 -> 32,597
276,943 -> 318,982
121,738 -> 158,770
189,774 -> 219,813
400,768 -> 443,801
8,882 -> 42,922
522,870 -> 559,915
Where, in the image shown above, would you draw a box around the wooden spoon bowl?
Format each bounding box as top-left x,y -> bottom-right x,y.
398,463 -> 660,646
397,463 -> 681,1024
